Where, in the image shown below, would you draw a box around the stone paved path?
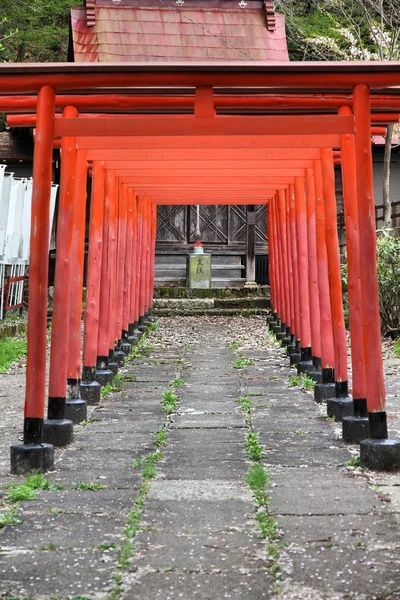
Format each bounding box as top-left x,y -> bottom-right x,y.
0,316 -> 399,600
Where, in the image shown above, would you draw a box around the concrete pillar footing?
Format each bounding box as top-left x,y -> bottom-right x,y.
314,382 -> 336,403
360,439 -> 400,471
119,342 -> 132,355
10,443 -> 54,475
289,353 -> 301,366
95,368 -> 113,386
65,399 -> 87,424
342,416 -> 370,443
80,381 -> 101,405
43,419 -> 74,447
327,396 -> 353,422
297,360 -> 314,374
108,362 -> 119,376
307,369 -> 322,384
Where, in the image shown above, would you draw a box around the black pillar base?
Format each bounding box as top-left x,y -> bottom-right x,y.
65,379 -> 87,423
138,324 -> 148,334
113,350 -> 125,367
289,342 -> 301,365
65,399 -> 87,424
268,320 -> 279,331
360,438 -> 400,470
10,443 -> 54,475
43,419 -> 73,447
80,380 -> 101,405
327,397 -> 353,422
307,357 -> 322,383
108,361 -> 119,376
314,368 -> 335,403
119,342 -> 132,355
296,347 -> 313,374
272,324 -> 282,335
327,381 -> 353,422
342,417 -> 370,443
95,368 -> 113,386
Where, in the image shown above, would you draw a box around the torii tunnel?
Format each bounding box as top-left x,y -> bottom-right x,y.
3,61 -> 400,474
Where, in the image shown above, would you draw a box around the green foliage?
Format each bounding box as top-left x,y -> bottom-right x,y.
161,390 -> 178,414
0,337 -> 27,373
153,429 -> 168,447
394,338 -> 400,357
375,231 -> 400,335
238,396 -> 252,413
170,378 -> 186,388
288,373 -> 315,391
245,463 -> 271,506
244,431 -> 265,461
6,474 -> 61,503
346,454 -> 361,467
233,356 -> 254,369
72,482 -> 105,491
0,507 -> 22,528
0,1 -> 81,63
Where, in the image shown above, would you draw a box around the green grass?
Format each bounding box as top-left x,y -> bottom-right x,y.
72,482 -> 105,491
233,356 -> 255,369
47,506 -> 64,515
245,463 -> 271,506
98,542 -> 117,551
346,454 -> 361,467
394,338 -> 400,357
238,396 -> 252,413
288,373 -> 315,391
6,474 -> 62,503
39,543 -> 56,551
0,336 -> 27,372
161,389 -> 179,414
153,429 -> 168,447
100,382 -> 113,398
0,507 -> 22,528
244,431 -> 265,461
170,378 -> 186,388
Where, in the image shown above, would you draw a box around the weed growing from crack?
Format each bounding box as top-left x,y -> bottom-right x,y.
72,482 -> 105,491
153,429 -> 168,447
288,373 -> 315,391
0,474 -> 62,530
161,389 -> 179,414
238,396 -> 252,414
0,507 -> 22,528
316,413 -> 336,423
233,355 -> 255,369
244,431 -> 265,461
170,378 -> 186,388
39,543 -> 56,551
346,454 -> 361,467
98,542 -> 117,551
47,506 -> 64,515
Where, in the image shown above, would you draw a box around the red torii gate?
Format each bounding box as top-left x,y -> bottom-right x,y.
2,61 -> 399,473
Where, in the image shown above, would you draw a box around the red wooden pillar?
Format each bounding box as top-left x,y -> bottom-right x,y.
321,148 -> 352,419
148,202 -> 157,316
135,196 -> 143,328
305,168 -> 322,371
339,106 -> 369,441
11,86 -> 56,474
65,148 -> 88,423
115,181 -> 128,354
44,105 -> 80,447
128,192 -> 139,340
96,169 -> 114,382
269,196 -> 281,326
288,183 -> 301,360
313,159 -> 336,402
274,195 -> 285,327
285,189 -> 295,344
138,196 -> 148,324
276,189 -> 290,341
353,86 -> 399,463
81,160 -> 106,400
144,198 -> 152,317
266,202 -> 276,319
121,186 -> 135,347
107,172 -> 122,369
294,176 -> 313,369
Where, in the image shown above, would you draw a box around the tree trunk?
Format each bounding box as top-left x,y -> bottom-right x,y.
383,122 -> 394,234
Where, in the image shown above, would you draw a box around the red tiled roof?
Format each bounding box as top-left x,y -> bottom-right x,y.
71,1 -> 289,63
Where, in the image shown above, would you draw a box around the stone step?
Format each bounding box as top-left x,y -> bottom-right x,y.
153,286 -> 269,299
153,297 -> 270,311
153,307 -> 269,317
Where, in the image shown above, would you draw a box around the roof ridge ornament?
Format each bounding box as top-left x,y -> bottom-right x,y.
85,0 -> 97,28
262,0 -> 276,32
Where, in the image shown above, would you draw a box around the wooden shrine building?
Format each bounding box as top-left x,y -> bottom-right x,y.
69,0 -> 289,286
